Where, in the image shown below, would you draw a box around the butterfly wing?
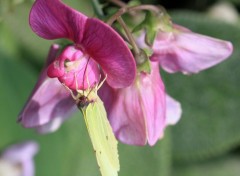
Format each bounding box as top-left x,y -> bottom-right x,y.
82,96 -> 119,176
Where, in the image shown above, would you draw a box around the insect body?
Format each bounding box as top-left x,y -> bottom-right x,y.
76,95 -> 93,110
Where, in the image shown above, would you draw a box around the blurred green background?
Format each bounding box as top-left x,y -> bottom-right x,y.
0,0 -> 239,175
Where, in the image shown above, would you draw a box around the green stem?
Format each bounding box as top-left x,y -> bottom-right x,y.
91,0 -> 105,19
107,4 -> 161,25
117,16 -> 140,56
108,0 -> 127,7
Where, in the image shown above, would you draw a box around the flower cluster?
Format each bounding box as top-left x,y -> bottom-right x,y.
19,0 -> 232,146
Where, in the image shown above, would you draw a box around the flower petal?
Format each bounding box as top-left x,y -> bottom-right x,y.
152,25 -> 233,74
99,82 -> 147,145
82,18 -> 136,88
2,141 -> 39,162
29,0 -> 87,41
36,115 -> 70,134
18,78 -> 76,128
99,62 -> 166,146
48,46 -> 101,90
139,62 -> 166,146
18,45 -> 76,129
2,141 -> 39,176
166,95 -> 182,125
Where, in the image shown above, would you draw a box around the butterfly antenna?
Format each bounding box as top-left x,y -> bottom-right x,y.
62,83 -> 78,100
97,74 -> 107,90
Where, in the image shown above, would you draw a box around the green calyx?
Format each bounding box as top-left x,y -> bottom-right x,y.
136,48 -> 152,74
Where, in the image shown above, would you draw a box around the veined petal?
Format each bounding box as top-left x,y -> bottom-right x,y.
29,0 -> 87,41
139,62 -> 166,146
82,18 -> 136,88
152,25 -> 233,74
99,82 -> 147,145
18,78 -> 76,128
166,95 -> 182,125
99,62 -> 166,146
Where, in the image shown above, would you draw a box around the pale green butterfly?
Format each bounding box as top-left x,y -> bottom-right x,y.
63,75 -> 120,176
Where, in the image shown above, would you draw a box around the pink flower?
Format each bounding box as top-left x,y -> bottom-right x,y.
18,45 -> 76,133
19,0 -> 137,132
99,21 -> 232,146
150,24 -> 233,74
30,0 -> 136,89
0,141 -> 39,176
99,61 -> 182,146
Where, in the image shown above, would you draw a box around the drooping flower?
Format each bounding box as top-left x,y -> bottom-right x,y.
99,61 -> 182,146
99,20 -> 232,146
30,0 -> 136,89
0,141 -> 39,176
150,24 -> 233,74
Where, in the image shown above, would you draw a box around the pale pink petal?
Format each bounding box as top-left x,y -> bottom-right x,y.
2,141 -> 38,176
166,95 -> 182,125
112,85 -> 147,145
82,18 -> 136,88
29,0 -> 87,41
152,26 -> 233,74
99,62 -> 166,146
18,78 -> 76,128
36,114 -> 74,134
139,61 -> 166,146
99,82 -> 147,145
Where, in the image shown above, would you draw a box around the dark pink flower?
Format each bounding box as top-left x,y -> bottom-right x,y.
30,0 -> 136,89
0,141 -> 39,176
150,24 -> 233,74
99,61 -> 182,146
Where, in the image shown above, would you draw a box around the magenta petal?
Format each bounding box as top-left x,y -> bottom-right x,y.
29,0 -> 87,41
82,18 -> 136,88
152,25 -> 233,74
48,46 -> 101,90
166,95 -> 182,125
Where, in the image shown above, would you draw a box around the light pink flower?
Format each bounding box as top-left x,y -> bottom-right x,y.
99,61 -> 182,146
30,0 -> 136,89
0,141 -> 39,176
150,24 -> 233,74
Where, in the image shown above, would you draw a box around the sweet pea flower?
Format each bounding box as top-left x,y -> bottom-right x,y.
150,24 -> 233,74
30,0 -> 136,89
99,61 -> 182,146
99,20 -> 232,146
18,0 -> 137,132
0,141 -> 39,176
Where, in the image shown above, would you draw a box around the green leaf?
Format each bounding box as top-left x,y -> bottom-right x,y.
164,10 -> 240,162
